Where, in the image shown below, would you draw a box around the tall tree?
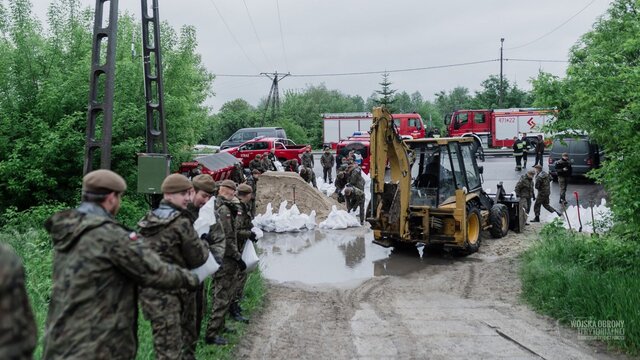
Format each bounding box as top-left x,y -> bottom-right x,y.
374,72 -> 396,111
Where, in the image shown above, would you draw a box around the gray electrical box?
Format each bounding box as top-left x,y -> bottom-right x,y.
137,153 -> 171,194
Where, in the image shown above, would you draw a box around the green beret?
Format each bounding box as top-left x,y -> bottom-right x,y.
219,179 -> 237,191
237,183 -> 253,194
192,174 -> 216,194
161,174 -> 192,194
82,169 -> 127,193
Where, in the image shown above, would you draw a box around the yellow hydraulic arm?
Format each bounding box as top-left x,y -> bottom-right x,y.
369,107 -> 412,240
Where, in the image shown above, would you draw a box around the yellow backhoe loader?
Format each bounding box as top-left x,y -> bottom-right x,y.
367,107 -> 522,254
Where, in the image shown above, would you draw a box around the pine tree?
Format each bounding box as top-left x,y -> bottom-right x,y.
374,72 -> 396,111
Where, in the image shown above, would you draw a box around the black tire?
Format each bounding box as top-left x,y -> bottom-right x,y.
456,205 -> 482,256
489,204 -> 509,238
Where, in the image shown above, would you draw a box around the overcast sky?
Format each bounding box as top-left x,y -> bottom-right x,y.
31,0 -> 613,112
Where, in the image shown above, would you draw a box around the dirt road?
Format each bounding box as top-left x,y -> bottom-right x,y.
236,225 -> 625,359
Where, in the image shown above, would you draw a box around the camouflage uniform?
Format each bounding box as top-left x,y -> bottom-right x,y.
348,166 -> 366,191
299,166 -> 317,188
334,171 -> 348,203
43,202 -> 199,360
282,159 -> 299,172
555,157 -> 572,203
301,151 -> 314,169
346,187 -> 366,224
261,155 -> 274,172
514,174 -> 534,214
185,203 -> 208,339
249,158 -> 264,173
138,200 -> 209,360
320,151 -> 335,183
205,196 -> 243,339
0,243 -> 36,360
534,170 -> 559,218
231,200 -> 254,316
229,163 -> 245,184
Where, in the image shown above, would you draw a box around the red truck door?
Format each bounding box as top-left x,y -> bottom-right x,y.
236,141 -> 269,167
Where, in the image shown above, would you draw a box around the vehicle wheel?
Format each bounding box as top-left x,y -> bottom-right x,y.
489,204 -> 509,238
456,205 -> 481,256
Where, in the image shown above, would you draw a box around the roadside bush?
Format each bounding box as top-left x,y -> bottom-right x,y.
521,221 -> 639,354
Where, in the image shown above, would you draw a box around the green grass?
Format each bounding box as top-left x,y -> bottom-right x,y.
520,221 -> 640,355
0,204 -> 266,359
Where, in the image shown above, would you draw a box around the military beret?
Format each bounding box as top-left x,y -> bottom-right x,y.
161,174 -> 192,193
237,183 -> 253,194
255,154 -> 262,158
192,174 -> 216,194
219,179 -> 237,190
82,169 -> 127,193
533,164 -> 542,170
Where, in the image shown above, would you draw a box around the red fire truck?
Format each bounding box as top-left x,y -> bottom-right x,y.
322,112 -> 425,149
445,108 -> 556,149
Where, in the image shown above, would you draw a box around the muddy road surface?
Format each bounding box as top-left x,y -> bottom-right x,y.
236,225 -> 626,359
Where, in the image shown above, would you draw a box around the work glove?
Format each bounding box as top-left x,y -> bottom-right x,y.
190,252 -> 219,283
249,232 -> 258,242
236,258 -> 247,271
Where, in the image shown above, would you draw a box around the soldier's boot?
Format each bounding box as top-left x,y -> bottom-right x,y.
205,334 -> 228,346
531,216 -> 540,222
230,301 -> 249,323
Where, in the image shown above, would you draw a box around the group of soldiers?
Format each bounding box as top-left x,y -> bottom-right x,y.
1,168 -> 260,359
512,133 -> 545,171
515,154 -> 572,224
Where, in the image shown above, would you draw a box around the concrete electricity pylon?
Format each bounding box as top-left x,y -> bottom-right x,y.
261,71 -> 290,125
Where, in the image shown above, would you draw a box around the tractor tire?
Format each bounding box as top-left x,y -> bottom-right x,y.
456,205 -> 482,256
489,203 -> 509,238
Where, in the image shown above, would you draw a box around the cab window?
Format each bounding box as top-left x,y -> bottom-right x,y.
275,142 -> 285,149
253,142 -> 269,150
408,118 -> 421,129
242,131 -> 257,140
474,112 -> 485,124
456,113 -> 468,125
393,119 -> 401,128
239,143 -> 254,151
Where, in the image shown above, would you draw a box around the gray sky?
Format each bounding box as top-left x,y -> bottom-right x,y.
31,0 -> 612,112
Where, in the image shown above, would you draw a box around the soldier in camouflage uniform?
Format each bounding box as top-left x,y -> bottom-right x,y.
282,158 -> 299,172
344,185 -> 366,224
249,154 -> 264,173
532,164 -> 562,222
43,170 -> 216,360
138,174 -> 211,360
205,180 -> 247,345
229,183 -> 256,323
261,151 -> 275,172
347,164 -> 366,191
300,145 -> 314,168
0,243 -> 36,360
299,166 -> 318,188
515,169 -> 535,215
229,162 -> 245,184
320,148 -> 335,183
334,170 -> 348,203
185,175 -> 217,346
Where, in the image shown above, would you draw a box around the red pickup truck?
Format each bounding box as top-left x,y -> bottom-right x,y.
222,137 -> 309,167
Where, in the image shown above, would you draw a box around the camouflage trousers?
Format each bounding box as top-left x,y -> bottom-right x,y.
140,288 -> 198,360
323,167 -> 333,183
205,258 -> 240,337
559,176 -> 568,202
534,193 -> 557,217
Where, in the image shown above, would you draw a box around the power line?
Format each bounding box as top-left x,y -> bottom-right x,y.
275,0 -> 290,71
242,0 -> 274,68
506,0 -> 598,50
205,0 -> 261,71
211,57 -> 570,78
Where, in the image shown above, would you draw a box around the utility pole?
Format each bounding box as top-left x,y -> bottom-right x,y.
261,71 -> 290,125
499,38 -> 504,108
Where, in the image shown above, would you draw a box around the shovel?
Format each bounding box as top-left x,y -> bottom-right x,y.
589,200 -> 597,236
574,191 -> 582,232
563,202 -> 572,231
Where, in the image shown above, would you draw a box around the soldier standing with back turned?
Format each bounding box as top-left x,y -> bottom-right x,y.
42,170 -> 217,360
205,180 -> 247,345
532,164 -> 562,222
138,174 -> 212,360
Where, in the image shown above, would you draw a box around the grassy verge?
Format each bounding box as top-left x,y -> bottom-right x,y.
520,221 -> 639,355
0,203 -> 266,359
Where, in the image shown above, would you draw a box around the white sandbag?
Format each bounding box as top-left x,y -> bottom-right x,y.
319,205 -> 361,229
242,241 -> 260,272
274,160 -> 284,172
194,197 -> 216,236
251,226 -> 264,239
253,200 -> 316,233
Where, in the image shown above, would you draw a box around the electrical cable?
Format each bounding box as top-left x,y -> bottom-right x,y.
506,0 -> 598,50
205,0 -> 261,71
275,0 -> 290,71
242,0 -> 274,68
505,58 -> 569,63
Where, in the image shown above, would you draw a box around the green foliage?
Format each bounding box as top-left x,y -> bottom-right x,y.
470,75 -> 532,109
530,0 -> 640,237
434,86 -> 474,117
521,222 -> 640,354
374,72 -> 396,111
0,1 -> 213,212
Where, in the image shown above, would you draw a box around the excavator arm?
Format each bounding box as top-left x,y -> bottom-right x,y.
368,107 -> 413,241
